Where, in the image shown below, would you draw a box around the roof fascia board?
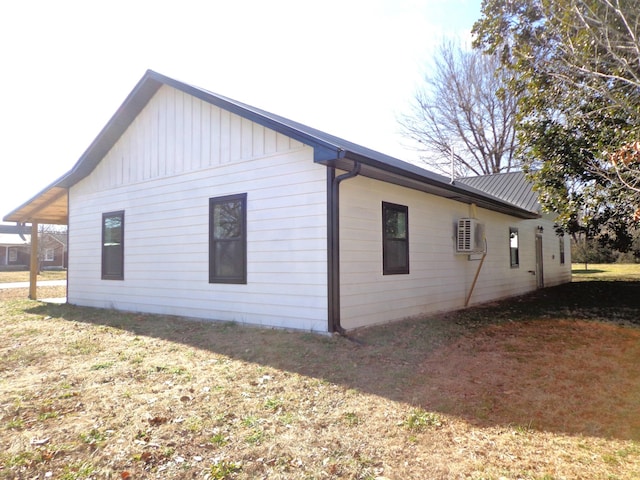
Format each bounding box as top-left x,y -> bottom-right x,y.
57,73 -> 164,188
331,152 -> 539,219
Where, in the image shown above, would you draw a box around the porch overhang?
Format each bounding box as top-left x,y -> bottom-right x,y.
3,183 -> 69,301
3,185 -> 68,225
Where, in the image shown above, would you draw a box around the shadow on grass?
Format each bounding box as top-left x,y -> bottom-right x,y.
572,268 -> 605,275
26,280 -> 640,441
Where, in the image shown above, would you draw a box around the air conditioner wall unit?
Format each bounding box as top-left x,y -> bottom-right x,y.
456,218 -> 485,254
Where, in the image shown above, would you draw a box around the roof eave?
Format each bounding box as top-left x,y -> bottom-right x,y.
321,152 -> 539,220
4,70 -> 539,223
3,181 -> 69,224
62,69 -> 344,184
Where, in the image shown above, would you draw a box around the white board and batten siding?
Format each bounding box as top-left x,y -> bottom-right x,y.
68,85 -> 329,332
339,175 -> 572,330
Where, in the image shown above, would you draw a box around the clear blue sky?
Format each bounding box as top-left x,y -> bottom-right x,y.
0,0 -> 481,221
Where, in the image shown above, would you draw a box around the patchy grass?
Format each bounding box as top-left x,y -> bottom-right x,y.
0,270 -> 67,283
572,262 -> 640,281
2,280 -> 640,478
0,286 -> 66,302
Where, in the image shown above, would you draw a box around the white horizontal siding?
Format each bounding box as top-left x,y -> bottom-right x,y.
339,175 -> 571,329
68,87 -> 328,331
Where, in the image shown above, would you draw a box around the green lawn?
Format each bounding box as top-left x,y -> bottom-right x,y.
0,270 -> 67,283
572,263 -> 640,281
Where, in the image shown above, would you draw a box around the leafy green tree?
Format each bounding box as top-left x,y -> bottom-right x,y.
472,0 -> 640,253
572,234 -> 617,268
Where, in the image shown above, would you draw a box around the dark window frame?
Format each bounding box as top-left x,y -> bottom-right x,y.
509,227 -> 519,268
382,201 -> 410,275
559,235 -> 565,264
102,210 -> 125,280
209,193 -> 247,284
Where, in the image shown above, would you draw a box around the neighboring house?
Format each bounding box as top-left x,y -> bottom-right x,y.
39,232 -> 68,269
3,70 -> 571,332
0,224 -> 67,270
0,224 -> 30,268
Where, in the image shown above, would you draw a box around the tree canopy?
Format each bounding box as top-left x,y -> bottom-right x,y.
473,0 -> 640,253
399,39 -> 519,177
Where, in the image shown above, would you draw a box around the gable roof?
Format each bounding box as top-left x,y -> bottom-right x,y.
0,223 -> 31,236
42,232 -> 68,248
458,172 -> 541,213
0,234 -> 30,246
3,70 -> 540,223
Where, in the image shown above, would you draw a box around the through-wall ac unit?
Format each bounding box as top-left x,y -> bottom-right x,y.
456,218 -> 485,254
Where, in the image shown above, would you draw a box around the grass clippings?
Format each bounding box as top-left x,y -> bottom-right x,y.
2,268 -> 640,478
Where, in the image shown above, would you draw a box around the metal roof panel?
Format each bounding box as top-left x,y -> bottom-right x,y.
458,172 -> 541,213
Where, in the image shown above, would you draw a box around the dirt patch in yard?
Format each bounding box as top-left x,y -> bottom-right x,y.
419,319 -> 640,439
2,280 -> 640,479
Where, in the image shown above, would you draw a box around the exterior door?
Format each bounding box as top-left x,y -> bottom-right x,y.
535,234 -> 544,289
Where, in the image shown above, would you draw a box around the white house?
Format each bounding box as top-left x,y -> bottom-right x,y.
4,70 -> 571,332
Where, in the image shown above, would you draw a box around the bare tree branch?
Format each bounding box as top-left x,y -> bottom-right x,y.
398,39 -> 519,177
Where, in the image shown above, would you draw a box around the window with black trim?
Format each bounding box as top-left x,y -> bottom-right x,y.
559,236 -> 565,264
509,227 -> 519,268
102,211 -> 124,280
382,202 -> 409,275
210,193 -> 247,284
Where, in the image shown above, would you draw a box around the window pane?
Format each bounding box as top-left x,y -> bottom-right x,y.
213,201 -> 242,239
385,239 -> 408,270
213,241 -> 244,278
104,215 -> 123,245
510,248 -> 519,266
385,209 -> 407,239
103,245 -> 123,276
509,230 -> 518,248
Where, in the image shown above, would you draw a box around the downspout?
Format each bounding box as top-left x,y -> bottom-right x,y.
327,156 -> 361,334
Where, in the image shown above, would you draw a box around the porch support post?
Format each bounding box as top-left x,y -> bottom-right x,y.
29,222 -> 38,300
